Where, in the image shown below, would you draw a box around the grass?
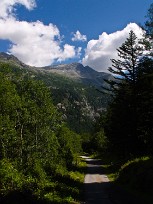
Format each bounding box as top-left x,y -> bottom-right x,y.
92,152 -> 121,181
0,157 -> 87,204
42,157 -> 86,203
116,157 -> 153,204
100,155 -> 153,204
101,163 -> 118,181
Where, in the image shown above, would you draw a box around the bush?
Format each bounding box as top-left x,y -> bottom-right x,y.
117,157 -> 153,192
0,159 -> 24,195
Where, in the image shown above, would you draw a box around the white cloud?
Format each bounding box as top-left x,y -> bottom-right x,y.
57,44 -> 77,62
0,0 -> 36,19
0,0 -> 81,67
72,30 -> 87,42
82,23 -> 144,72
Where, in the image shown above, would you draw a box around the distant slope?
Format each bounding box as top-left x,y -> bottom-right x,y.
40,62 -> 113,87
0,52 -> 28,68
0,52 -> 112,133
0,52 -> 113,88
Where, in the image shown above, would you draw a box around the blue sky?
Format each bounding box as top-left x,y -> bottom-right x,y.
0,0 -> 152,72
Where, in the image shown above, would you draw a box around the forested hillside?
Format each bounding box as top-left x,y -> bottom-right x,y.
0,62 -> 86,203
0,53 -> 111,133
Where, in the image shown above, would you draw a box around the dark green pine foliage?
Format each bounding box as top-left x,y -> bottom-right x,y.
104,31 -> 147,158
136,57 -> 153,154
108,30 -> 143,85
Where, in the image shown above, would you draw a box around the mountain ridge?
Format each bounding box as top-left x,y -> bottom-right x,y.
0,52 -> 113,87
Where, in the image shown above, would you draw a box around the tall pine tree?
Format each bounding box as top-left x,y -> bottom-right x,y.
104,31 -> 146,158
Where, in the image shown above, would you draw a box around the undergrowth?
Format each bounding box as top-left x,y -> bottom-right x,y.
116,157 -> 153,203
0,157 -> 86,204
101,155 -> 153,204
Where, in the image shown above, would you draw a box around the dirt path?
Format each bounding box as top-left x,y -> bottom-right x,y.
82,156 -> 112,204
82,156 -> 144,204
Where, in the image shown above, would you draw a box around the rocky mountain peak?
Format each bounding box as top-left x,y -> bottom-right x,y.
0,52 -> 27,68
0,52 -> 114,87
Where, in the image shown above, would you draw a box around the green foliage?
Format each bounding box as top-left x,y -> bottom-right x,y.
93,129 -> 108,153
116,157 -> 153,203
81,133 -> 93,153
0,159 -> 24,195
108,30 -> 144,84
57,126 -> 82,169
98,31 -> 153,158
0,63 -> 84,203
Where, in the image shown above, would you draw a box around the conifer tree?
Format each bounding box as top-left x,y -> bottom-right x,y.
108,30 -> 143,86
104,31 -> 146,158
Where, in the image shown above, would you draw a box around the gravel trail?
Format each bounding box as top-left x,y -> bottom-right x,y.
82,156 -> 112,204
81,156 -> 144,204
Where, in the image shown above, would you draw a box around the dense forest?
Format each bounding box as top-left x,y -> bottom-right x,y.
0,64 -> 85,203
1,3 -> 153,204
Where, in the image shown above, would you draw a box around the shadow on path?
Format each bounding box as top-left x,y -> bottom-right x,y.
82,157 -> 145,204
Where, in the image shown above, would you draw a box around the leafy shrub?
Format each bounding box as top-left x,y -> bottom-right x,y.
117,157 -> 153,192
0,159 -> 24,195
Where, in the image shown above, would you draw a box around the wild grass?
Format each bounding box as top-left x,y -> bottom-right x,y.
116,157 -> 153,203
101,155 -> 153,204
0,157 -> 86,204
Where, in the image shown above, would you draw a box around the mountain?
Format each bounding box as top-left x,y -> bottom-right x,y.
0,52 -> 28,68
0,52 -> 113,88
0,52 -> 112,133
40,62 -> 113,87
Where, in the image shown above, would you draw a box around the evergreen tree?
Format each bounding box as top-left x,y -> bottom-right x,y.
104,31 -> 146,158
136,57 -> 153,154
108,30 -> 143,85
